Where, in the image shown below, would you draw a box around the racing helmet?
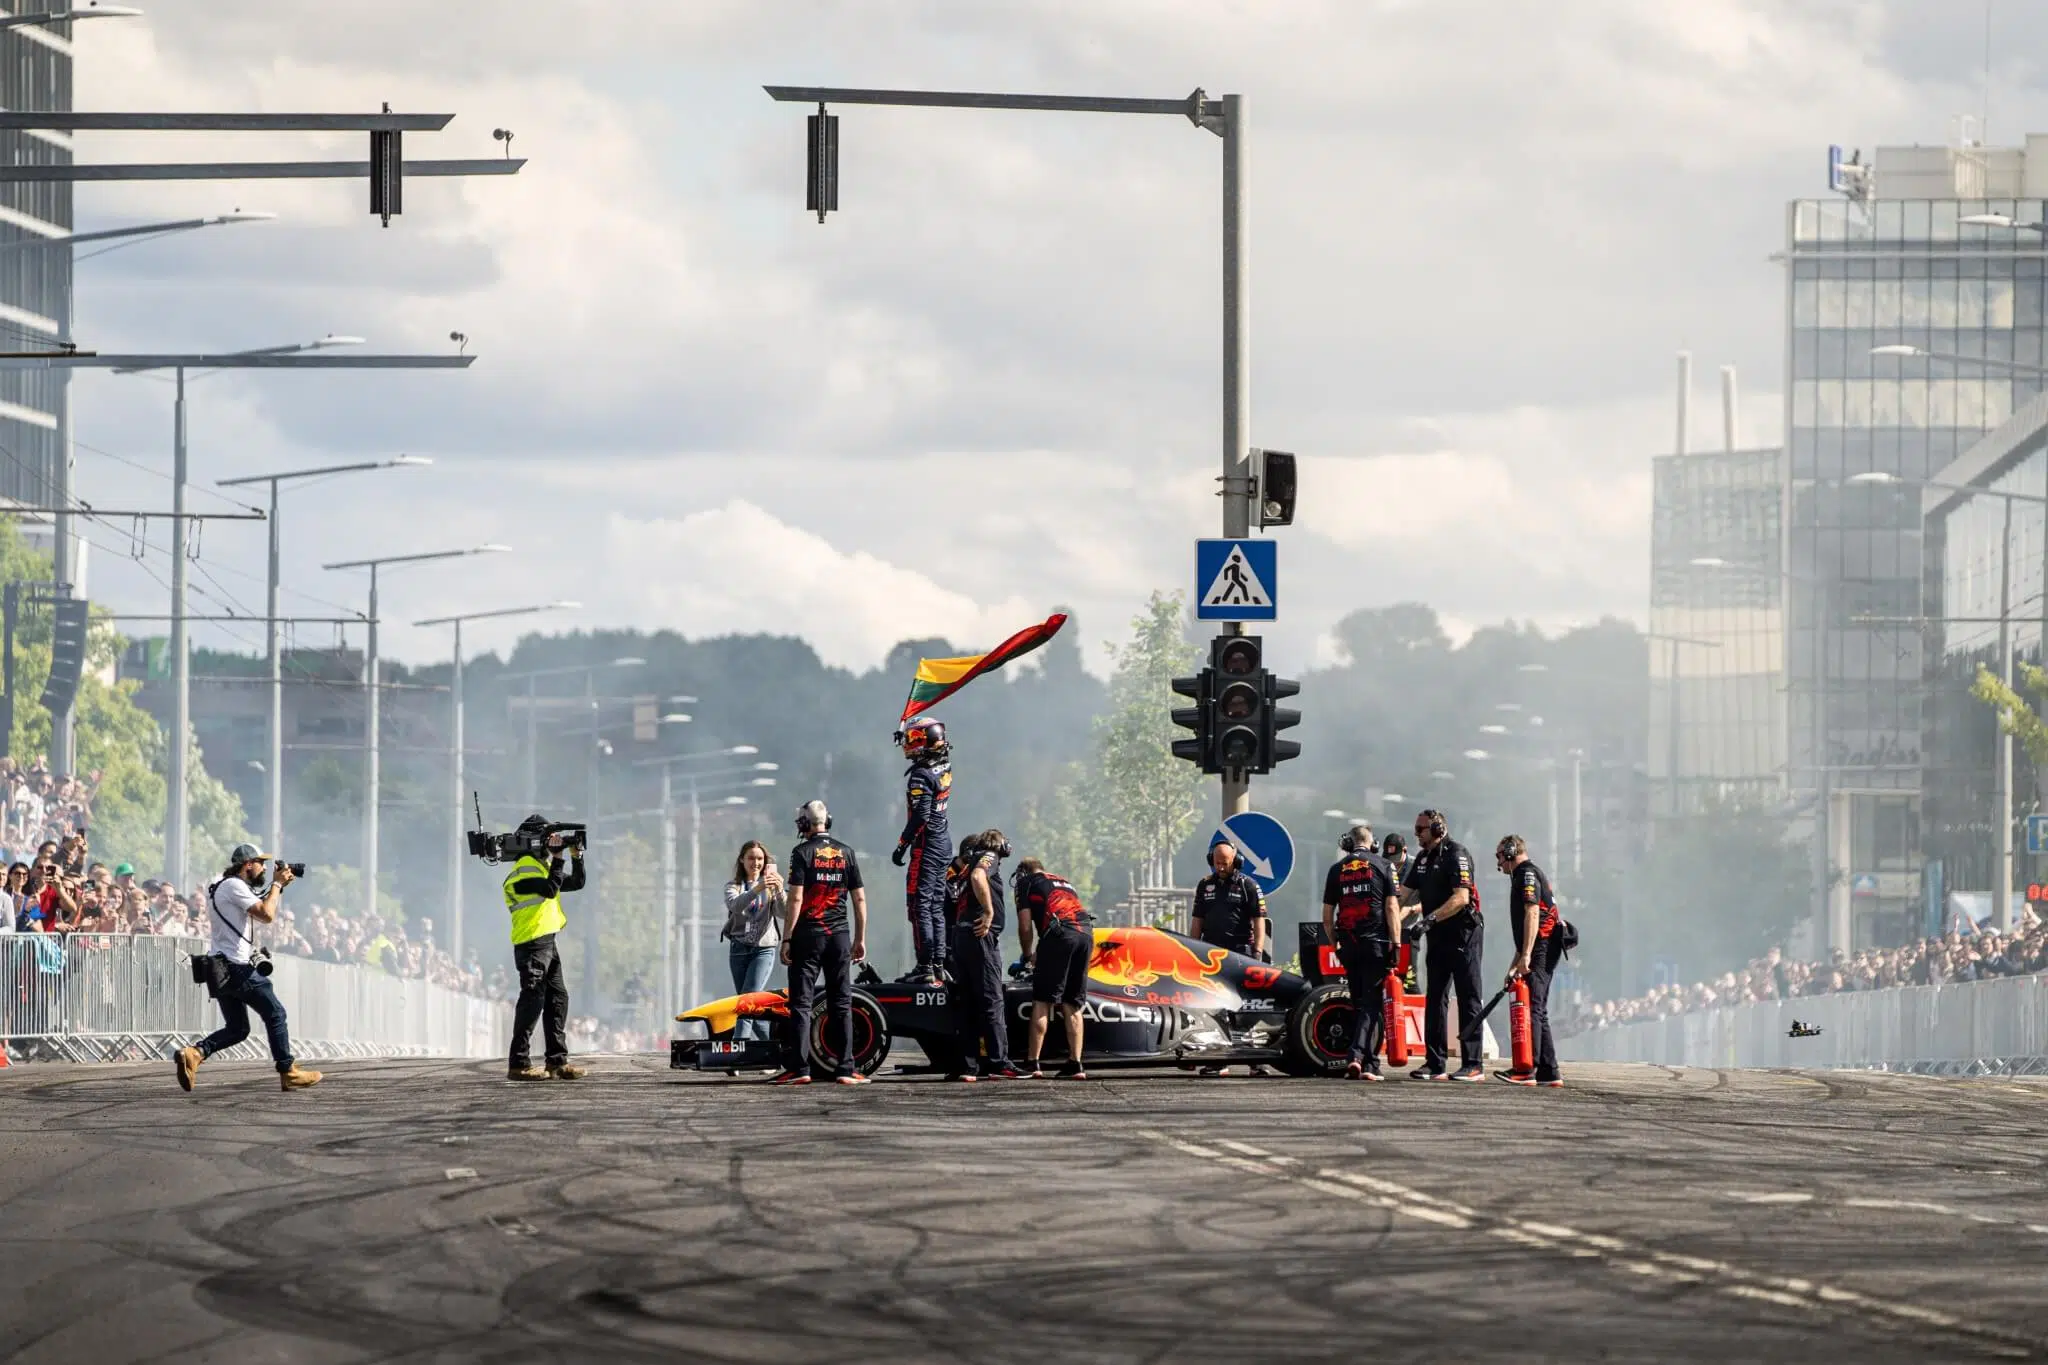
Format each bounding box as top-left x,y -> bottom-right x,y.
896,716 -> 948,759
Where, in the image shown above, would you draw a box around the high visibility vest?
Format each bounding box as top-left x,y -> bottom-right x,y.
504,855 -> 566,946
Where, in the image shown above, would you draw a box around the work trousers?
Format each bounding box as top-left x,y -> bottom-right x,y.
947,921 -> 1009,1074
906,842 -> 951,970
786,922 -> 854,1077
198,962 -> 295,1072
1423,914 -> 1485,1073
1525,931 -> 1562,1082
1336,935 -> 1395,1070
510,933 -> 570,1070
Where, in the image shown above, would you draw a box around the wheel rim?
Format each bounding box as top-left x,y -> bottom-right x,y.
814,1004 -> 881,1069
1307,1001 -> 1353,1063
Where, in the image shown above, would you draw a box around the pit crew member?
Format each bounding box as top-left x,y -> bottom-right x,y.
777,800 -> 869,1086
1014,857 -> 1094,1080
1396,809 -> 1485,1082
1320,823 -> 1400,1081
1496,834 -> 1563,1088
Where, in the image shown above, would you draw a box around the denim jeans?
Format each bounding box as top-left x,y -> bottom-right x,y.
197,961 -> 295,1072
729,941 -> 778,1041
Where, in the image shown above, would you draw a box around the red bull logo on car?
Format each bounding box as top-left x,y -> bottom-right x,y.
1088,927 -> 1239,1008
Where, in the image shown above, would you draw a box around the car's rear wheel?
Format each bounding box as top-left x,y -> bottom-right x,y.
809,987 -> 892,1079
1282,982 -> 1354,1077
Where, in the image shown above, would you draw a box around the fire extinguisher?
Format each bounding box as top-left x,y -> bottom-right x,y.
1509,976 -> 1533,1075
1383,969 -> 1410,1067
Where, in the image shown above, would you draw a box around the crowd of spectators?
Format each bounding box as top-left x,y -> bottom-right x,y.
0,754 -> 513,1003
1560,907 -> 2048,1037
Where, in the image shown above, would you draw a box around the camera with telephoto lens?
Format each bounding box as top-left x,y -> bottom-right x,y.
254,946 -> 274,978
278,861 -> 307,879
464,793 -> 586,865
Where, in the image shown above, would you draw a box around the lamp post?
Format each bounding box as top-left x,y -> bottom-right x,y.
219,455 -> 430,859
636,746 -> 770,1020
323,543 -> 510,918
413,600 -> 578,964
497,656 -> 645,810
0,339 -> 475,890
1848,469 -> 2048,931
1869,343 -> 2048,377
0,208 -> 274,770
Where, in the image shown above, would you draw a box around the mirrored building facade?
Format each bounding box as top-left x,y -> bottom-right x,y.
0,8 -> 70,510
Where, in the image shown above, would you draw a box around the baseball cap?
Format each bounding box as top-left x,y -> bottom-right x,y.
114,862 -> 134,877
228,843 -> 268,866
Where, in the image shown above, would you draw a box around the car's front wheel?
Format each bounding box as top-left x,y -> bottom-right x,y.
1281,982 -> 1355,1077
808,987 -> 893,1078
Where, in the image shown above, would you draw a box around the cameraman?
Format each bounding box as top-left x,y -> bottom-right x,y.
504,814 -> 588,1082
174,844 -> 322,1093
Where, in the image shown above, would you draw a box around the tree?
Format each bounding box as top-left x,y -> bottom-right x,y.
1973,662 -> 2048,766
557,830 -> 662,1026
1093,592 -> 1203,891
1632,798 -> 1811,983
1017,765 -> 1098,904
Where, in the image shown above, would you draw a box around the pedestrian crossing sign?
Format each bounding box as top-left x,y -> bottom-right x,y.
1196,539 -> 1277,621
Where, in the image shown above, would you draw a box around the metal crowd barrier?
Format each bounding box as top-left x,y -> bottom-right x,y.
0,934 -> 511,1063
1558,973 -> 2048,1073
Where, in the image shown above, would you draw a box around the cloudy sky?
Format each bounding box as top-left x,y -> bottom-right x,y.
54,0 -> 2048,674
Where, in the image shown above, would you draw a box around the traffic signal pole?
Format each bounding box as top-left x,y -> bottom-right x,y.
1218,93 -> 1252,822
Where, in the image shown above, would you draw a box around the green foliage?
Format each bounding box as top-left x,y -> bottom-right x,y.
1974,662 -> 2048,766
557,832 -> 661,1025
1017,765 -> 1098,904
302,864 -> 407,922
1633,799 -> 1811,981
1093,592 -> 1203,887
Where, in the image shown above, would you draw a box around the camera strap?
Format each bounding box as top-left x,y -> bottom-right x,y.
207,876 -> 257,949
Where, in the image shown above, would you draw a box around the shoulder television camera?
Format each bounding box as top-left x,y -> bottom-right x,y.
465,794 -> 587,865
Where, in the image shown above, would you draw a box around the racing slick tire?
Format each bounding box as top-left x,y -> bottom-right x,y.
1281,982 -> 1354,1078
808,987 -> 893,1080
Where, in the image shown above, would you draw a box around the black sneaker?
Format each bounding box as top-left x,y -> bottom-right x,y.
1409,1066 -> 1446,1081
1450,1066 -> 1486,1083
945,1072 -> 978,1084
1022,1063 -> 1046,1080
1056,1061 -> 1089,1080
981,1064 -> 1024,1081
769,1068 -> 812,1086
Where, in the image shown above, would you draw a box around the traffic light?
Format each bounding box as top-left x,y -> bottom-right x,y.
1264,671 -> 1302,768
1213,634 -> 1262,770
39,596 -> 88,716
1170,671 -> 1212,769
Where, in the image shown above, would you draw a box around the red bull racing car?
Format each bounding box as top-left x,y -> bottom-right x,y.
671,923 -> 1429,1078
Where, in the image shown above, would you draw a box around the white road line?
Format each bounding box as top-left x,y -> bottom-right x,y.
1722,1189 -> 1815,1204
1144,1133 -> 2041,1359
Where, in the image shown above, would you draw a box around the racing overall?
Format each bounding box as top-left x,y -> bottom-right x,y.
1510,858 -> 1562,1083
897,758 -> 953,975
946,849 -> 1010,1076
1405,837 -> 1484,1075
1324,851 -> 1398,1071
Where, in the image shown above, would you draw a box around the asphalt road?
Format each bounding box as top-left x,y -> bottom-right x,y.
0,1056 -> 2044,1363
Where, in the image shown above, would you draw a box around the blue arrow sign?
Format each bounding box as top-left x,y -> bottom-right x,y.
2028,815 -> 2048,856
1195,538 -> 1277,621
1211,810 -> 1295,895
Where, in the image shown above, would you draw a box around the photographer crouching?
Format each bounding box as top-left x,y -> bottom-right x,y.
504,814 -> 588,1082
175,844 -> 323,1093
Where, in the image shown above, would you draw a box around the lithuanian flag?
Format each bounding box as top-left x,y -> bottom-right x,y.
899,612 -> 1069,723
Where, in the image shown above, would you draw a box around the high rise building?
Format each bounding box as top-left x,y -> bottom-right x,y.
1785,134 -> 2048,951
0,8 -> 71,526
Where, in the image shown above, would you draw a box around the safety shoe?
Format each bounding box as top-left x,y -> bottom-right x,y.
1022,1064 -> 1046,1080
946,1072 -> 979,1083
980,1064 -> 1025,1081
1494,1069 -> 1537,1087
1249,1063 -> 1275,1078
1056,1061 -> 1089,1080
279,1065 -> 323,1091
1538,1077 -> 1565,1088
1197,1064 -> 1230,1078
507,1065 -> 550,1081
1409,1066 -> 1447,1081
1450,1066 -> 1486,1083
835,1073 -> 870,1086
174,1046 -> 202,1092
1357,1068 -> 1383,1083
547,1063 -> 588,1081
769,1069 -> 812,1086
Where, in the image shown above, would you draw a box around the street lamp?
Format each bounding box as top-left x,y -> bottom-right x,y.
0,6 -> 143,29
1869,344 -> 2048,377
497,655 -> 647,808
413,599 -> 578,963
323,543 -> 511,918
635,746 -> 775,1020
1961,213 -> 2048,233
219,455 -> 431,858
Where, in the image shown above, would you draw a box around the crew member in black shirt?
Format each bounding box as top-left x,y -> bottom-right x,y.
1396,809 -> 1485,1081
1190,839 -> 1271,1076
944,829 -> 1017,1081
1321,824 -> 1399,1080
1496,834 -> 1563,1087
1014,858 -> 1095,1080
776,800 -> 869,1086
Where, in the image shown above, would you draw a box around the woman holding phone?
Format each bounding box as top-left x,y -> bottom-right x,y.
722,840 -> 785,1040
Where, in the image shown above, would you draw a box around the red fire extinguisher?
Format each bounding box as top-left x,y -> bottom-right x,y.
1509,976 -> 1533,1075
1383,968 -> 1410,1067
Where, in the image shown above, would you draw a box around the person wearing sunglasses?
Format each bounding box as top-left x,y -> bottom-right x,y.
1394,809 -> 1485,1082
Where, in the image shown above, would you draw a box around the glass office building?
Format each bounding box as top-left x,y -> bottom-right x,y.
1648,447 -> 1786,815
1785,171 -> 2048,949
0,9 -> 72,512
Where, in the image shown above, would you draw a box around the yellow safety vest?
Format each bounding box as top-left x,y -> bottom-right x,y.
504,855 -> 566,945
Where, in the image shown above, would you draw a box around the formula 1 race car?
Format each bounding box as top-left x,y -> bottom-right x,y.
670,923 -> 1429,1078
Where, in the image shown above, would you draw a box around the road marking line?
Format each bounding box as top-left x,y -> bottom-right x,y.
1141,1131 -> 2040,1357
444,1167 -> 477,1180
1723,1189 -> 1815,1204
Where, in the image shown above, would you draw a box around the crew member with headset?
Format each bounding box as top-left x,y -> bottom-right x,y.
778,799 -> 870,1086
892,716 -> 954,985
505,815 -> 588,1082
1013,856 -> 1094,1080
175,844 -> 321,1093
1190,838 -> 1271,1077
944,828 -> 1018,1082
1380,831 -> 1408,884
1496,834 -> 1564,1088
1395,808 -> 1486,1082
1320,823 -> 1400,1081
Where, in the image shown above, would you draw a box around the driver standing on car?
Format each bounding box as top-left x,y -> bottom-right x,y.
1396,809 -> 1486,1082
1321,824 -> 1400,1081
